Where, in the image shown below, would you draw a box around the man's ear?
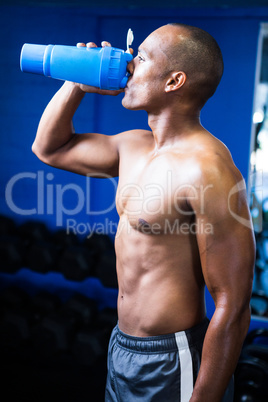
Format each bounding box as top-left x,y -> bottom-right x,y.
165,71 -> 186,93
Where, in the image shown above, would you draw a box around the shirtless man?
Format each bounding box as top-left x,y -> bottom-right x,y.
32,23 -> 255,402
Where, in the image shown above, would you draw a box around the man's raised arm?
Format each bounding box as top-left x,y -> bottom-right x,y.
32,42 -> 127,178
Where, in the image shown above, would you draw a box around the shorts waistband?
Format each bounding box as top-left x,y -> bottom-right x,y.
116,318 -> 209,353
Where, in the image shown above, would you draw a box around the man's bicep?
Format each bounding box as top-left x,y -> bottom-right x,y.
41,132 -> 121,177
197,219 -> 254,307
192,175 -> 255,307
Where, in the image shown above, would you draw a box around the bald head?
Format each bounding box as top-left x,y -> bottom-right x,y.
157,23 -> 224,107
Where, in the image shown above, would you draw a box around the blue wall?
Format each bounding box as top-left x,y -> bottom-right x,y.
0,4 -> 268,334
1,5 -> 267,235
1,5 -> 268,325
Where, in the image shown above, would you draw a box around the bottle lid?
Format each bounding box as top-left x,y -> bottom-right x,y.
20,44 -> 47,75
99,46 -> 133,90
99,28 -> 134,90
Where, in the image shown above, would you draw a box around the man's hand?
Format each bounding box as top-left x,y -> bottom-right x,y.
75,40 -> 132,96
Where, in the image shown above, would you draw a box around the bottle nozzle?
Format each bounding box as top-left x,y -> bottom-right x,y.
126,28 -> 134,53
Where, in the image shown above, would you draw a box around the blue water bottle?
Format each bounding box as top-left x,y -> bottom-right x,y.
20,41 -> 133,90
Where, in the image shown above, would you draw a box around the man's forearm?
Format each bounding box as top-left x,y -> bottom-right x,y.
190,307 -> 250,402
32,81 -> 85,159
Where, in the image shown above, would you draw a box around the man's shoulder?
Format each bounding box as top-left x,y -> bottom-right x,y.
186,134 -> 247,221
117,129 -> 152,140
115,129 -> 153,150
186,131 -> 243,188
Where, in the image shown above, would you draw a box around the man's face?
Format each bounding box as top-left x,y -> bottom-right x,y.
122,26 -> 173,113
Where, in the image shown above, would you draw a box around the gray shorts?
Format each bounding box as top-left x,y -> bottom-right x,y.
105,318 -> 234,402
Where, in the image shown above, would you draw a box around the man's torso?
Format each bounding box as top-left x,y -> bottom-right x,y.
114,128 -> 233,336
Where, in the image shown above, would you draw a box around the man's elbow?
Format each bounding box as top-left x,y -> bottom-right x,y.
32,141 -> 42,160
227,293 -> 252,341
216,289 -> 252,339
238,304 -> 251,337
31,141 -> 51,165
31,141 -> 38,156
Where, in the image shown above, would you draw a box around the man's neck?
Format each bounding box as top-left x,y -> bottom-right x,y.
147,109 -> 202,152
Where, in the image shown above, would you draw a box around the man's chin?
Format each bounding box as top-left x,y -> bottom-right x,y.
122,96 -> 141,111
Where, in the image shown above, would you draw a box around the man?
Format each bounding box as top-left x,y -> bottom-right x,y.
32,23 -> 255,402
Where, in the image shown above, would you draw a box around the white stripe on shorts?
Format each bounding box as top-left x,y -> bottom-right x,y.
175,331 -> 194,402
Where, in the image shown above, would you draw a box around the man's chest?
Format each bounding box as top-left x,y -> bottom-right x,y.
116,153 -> 199,231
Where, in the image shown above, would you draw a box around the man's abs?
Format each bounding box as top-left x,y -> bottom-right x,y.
114,217 -> 206,337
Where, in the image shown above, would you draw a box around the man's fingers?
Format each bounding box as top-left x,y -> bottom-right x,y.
77,41 -> 111,49
101,41 -> 111,47
86,42 -> 98,48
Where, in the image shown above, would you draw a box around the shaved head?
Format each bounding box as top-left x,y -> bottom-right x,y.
159,23 -> 224,107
